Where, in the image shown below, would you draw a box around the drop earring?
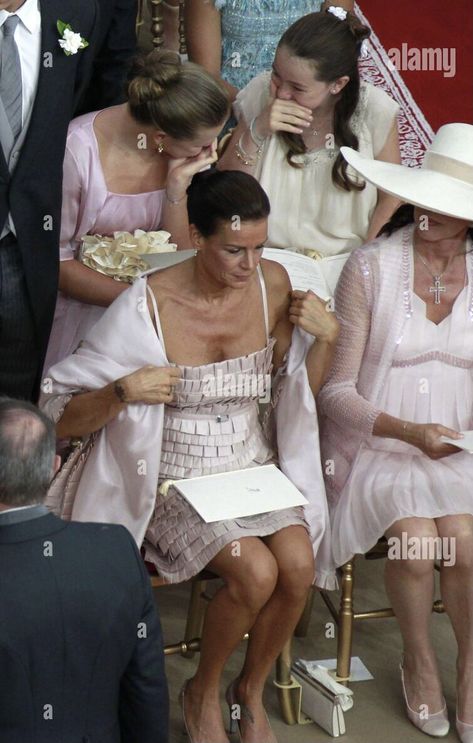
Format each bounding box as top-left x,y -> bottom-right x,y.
157,141 -> 164,154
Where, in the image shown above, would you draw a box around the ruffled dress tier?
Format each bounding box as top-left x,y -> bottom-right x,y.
330,247 -> 473,567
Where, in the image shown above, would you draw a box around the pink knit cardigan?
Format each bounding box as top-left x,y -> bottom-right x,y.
318,223 -> 473,503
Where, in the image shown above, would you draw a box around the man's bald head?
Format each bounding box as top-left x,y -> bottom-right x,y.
0,398 -> 56,506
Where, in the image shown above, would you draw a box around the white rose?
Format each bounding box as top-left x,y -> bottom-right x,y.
59,28 -> 83,55
327,6 -> 348,21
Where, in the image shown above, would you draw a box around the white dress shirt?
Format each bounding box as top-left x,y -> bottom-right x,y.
0,0 -> 41,236
0,0 -> 42,133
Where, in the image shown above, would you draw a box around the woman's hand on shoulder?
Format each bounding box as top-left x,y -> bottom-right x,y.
254,81 -> 313,138
405,422 -> 463,459
289,290 -> 339,344
166,140 -> 218,202
116,365 -> 182,405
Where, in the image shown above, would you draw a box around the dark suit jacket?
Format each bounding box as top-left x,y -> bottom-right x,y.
0,511 -> 169,743
76,0 -> 138,114
0,0 -> 99,399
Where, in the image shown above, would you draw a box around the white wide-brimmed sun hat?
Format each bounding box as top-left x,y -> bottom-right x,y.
341,123 -> 473,222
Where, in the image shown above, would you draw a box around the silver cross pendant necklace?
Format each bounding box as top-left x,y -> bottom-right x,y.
414,248 -> 464,304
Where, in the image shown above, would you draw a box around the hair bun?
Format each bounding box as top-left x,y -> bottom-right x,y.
127,50 -> 182,108
345,12 -> 371,43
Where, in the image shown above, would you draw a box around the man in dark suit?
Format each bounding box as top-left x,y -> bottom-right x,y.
77,0 -> 138,115
0,0 -> 98,401
0,397 -> 169,743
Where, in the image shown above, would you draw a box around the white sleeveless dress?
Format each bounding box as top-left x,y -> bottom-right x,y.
330,271 -> 473,567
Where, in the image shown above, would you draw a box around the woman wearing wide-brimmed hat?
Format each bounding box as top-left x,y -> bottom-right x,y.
318,123 -> 473,742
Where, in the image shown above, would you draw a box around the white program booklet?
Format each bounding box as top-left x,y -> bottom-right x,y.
173,464 -> 308,523
263,248 -> 348,299
441,431 -> 473,453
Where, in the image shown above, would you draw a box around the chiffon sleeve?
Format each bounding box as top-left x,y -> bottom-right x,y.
233,71 -> 271,124
59,140 -> 84,262
318,250 -> 382,436
364,84 -> 399,157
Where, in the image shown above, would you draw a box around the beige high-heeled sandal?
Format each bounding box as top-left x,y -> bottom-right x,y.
400,662 -> 450,738
225,680 -> 277,743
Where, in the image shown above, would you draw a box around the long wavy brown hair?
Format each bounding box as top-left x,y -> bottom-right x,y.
277,11 -> 370,191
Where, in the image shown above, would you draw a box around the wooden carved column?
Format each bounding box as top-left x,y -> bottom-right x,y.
178,0 -> 187,55
150,0 -> 164,48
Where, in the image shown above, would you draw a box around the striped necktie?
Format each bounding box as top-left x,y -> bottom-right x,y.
0,15 -> 22,140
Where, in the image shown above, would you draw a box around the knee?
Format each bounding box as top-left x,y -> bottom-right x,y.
386,529 -> 437,578
439,525 -> 473,571
226,555 -> 278,613
277,553 -> 315,601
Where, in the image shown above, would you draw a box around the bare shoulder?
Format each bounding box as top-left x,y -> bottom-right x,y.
260,258 -> 291,309
146,261 -> 193,320
147,260 -> 193,295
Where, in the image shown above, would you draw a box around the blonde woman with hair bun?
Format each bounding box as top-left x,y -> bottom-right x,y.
44,50 -> 229,371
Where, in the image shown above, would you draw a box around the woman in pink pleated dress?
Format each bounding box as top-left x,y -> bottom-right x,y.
43,170 -> 339,743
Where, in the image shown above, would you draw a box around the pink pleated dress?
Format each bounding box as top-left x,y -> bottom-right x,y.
331,271 -> 473,567
143,267 -> 308,582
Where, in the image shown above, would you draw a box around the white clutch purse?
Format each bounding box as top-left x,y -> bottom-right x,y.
290,661 -> 350,737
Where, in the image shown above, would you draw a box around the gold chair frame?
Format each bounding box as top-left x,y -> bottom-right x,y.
150,571 -> 216,658
274,543 -> 446,725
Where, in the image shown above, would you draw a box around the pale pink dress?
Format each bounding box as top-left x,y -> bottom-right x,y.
143,267 -> 308,582
329,249 -> 473,567
44,111 -> 165,372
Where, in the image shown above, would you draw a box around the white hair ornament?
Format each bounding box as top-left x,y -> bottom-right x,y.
327,6 -> 348,21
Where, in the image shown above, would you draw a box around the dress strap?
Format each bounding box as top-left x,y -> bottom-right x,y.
257,263 -> 270,343
146,284 -> 167,356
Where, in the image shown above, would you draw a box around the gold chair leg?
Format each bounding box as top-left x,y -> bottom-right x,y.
275,638 -> 299,725
336,559 -> 355,684
182,579 -> 207,658
294,587 -> 315,638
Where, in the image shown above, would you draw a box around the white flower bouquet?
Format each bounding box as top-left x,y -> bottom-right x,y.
79,230 -> 178,283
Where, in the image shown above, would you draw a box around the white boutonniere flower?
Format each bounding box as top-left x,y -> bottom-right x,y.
57,19 -> 89,55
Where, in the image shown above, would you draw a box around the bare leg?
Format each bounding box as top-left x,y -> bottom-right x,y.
384,518 -> 444,715
183,537 -> 278,743
234,525 -> 315,743
437,514 -> 473,723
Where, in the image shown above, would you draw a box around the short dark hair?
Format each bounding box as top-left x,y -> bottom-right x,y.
0,398 -> 56,506
187,170 -> 270,237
